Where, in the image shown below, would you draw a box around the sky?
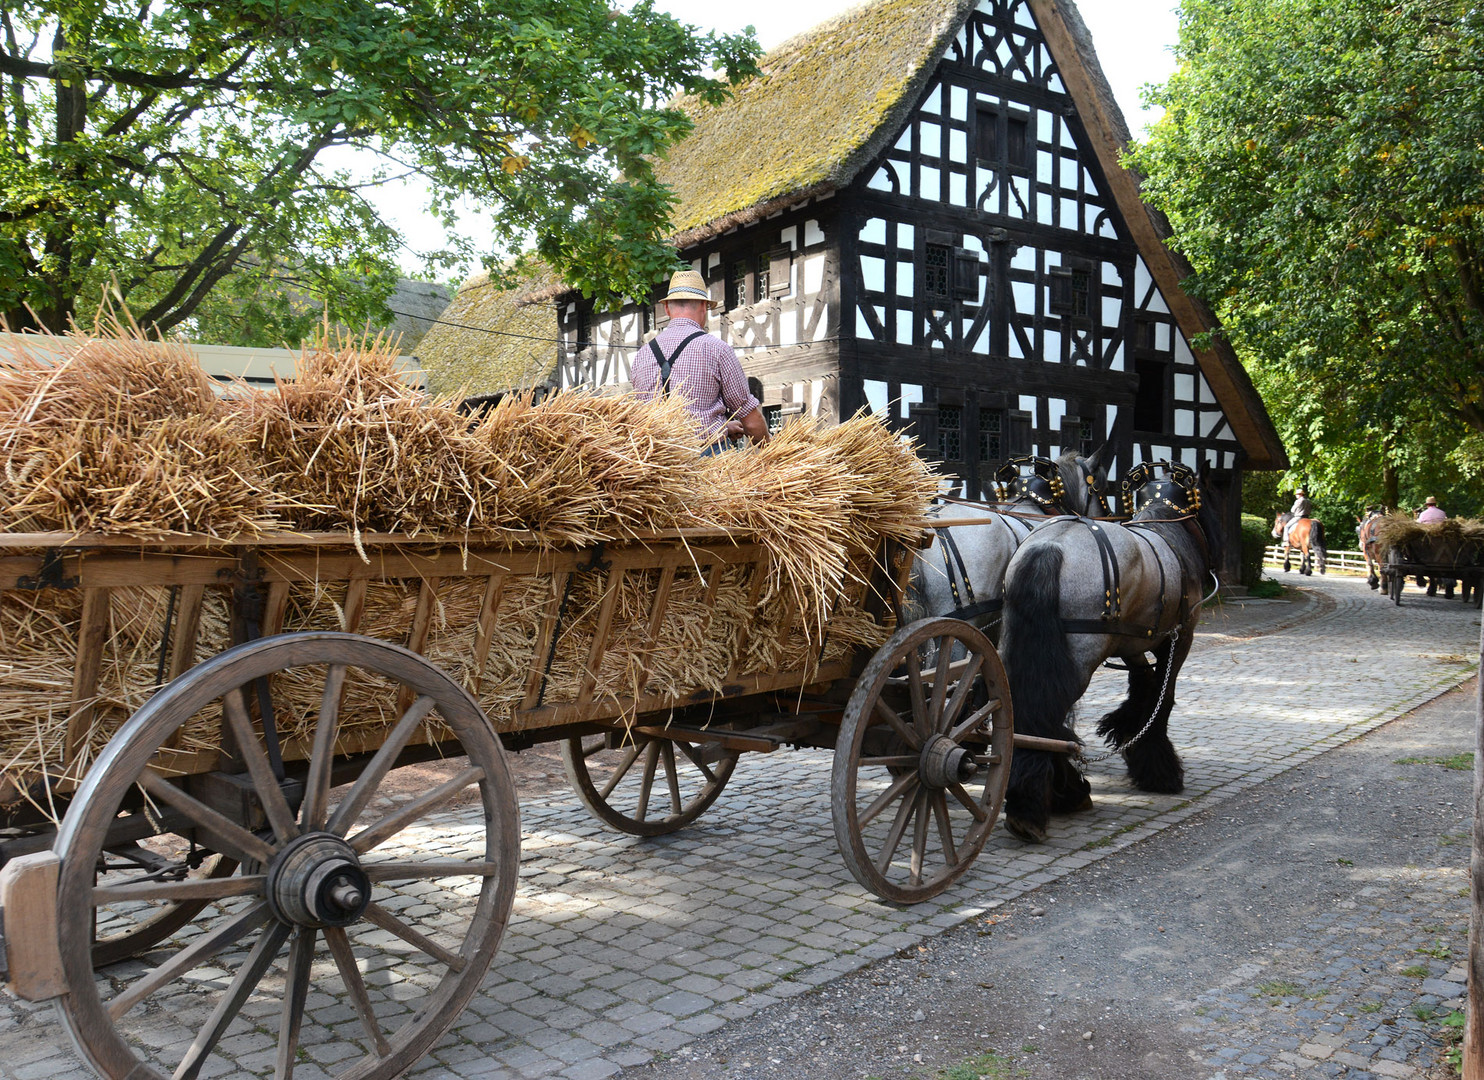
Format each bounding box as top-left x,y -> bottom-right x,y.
375,0 -> 1182,278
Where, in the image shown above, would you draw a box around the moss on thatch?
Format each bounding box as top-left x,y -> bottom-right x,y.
655,0 -> 977,238
416,267 -> 560,398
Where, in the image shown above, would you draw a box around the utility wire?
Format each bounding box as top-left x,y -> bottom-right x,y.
386,306 -> 841,354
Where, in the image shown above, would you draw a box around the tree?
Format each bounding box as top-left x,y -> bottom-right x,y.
1127,0 -> 1484,512
0,1 -> 759,343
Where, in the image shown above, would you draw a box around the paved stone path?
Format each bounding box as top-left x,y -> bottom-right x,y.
1,573 -> 1477,1080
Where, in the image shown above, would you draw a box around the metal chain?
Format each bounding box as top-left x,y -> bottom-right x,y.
1079,625 -> 1181,765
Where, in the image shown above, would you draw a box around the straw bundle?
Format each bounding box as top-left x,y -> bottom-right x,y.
235,335 -> 485,539
466,391 -> 704,546
692,411 -> 935,641
0,585 -> 229,811
0,328 -> 281,537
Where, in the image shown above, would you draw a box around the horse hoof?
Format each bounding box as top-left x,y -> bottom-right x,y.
1004,815 -> 1047,844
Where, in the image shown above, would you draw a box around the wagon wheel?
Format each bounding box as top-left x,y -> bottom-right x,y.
53,632 -> 520,1080
91,851 -> 239,968
561,732 -> 738,836
832,617 -> 1012,904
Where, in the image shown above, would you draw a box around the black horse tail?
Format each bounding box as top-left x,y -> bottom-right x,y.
1000,546 -> 1079,744
1000,544 -> 1083,841
1312,519 -> 1327,573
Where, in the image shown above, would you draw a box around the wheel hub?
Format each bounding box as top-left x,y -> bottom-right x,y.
918,734 -> 978,790
266,832 -> 371,928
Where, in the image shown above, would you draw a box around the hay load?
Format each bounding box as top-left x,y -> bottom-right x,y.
0,325 -> 282,537
0,328 -> 939,809
1374,514 -> 1484,562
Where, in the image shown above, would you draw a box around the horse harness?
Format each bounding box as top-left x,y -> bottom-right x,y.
929,503 -> 1028,625
1057,472 -> 1209,643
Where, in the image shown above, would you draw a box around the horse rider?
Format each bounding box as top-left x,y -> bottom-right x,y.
1283,488 -> 1313,545
632,269 -> 769,453
1417,495 -> 1447,523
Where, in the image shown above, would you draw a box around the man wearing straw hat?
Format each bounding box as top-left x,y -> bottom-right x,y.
1418,495 -> 1447,523
633,270 -> 770,452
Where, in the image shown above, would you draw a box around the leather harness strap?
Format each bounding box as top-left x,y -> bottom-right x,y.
932,525 -> 1004,623
647,330 -> 707,396
1059,518 -> 1189,641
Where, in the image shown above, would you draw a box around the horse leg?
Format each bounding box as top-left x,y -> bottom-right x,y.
1048,753 -> 1093,815
1282,548 -> 1292,573
1107,630 -> 1189,794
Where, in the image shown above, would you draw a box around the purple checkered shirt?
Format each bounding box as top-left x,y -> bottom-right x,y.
631,317 -> 760,443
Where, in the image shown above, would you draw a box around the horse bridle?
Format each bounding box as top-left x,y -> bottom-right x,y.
993,454 -> 1113,517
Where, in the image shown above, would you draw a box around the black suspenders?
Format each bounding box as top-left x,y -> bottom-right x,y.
647,330 -> 707,395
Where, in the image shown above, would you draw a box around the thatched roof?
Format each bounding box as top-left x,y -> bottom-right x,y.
415,267 -> 559,398
386,278 -> 453,352
656,0 -> 976,244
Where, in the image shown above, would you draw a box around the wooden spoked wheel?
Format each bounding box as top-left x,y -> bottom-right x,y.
561,732 -> 737,836
53,632 -> 521,1080
91,851 -> 239,968
832,618 -> 1012,904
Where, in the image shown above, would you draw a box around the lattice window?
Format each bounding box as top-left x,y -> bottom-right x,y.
754,254 -> 771,302
763,405 -> 783,435
979,409 -> 1003,463
1078,416 -> 1095,457
730,260 -> 749,310
939,405 -> 962,461
1134,358 -> 1168,432
923,243 -> 951,301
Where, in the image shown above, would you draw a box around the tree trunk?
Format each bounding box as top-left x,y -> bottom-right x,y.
1382,461 -> 1399,512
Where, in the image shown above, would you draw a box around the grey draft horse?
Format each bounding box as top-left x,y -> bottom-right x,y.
902,446 -> 1114,633
997,462 -> 1220,842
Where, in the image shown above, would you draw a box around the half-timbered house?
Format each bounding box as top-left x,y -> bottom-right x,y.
419,0 -> 1286,577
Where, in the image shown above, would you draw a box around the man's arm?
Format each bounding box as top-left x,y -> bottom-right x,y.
737,406 -> 770,446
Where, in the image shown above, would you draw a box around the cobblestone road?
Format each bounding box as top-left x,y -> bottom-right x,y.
1,573 -> 1477,1080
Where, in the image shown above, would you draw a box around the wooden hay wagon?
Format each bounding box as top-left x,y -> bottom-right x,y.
1376,519 -> 1484,607
0,521 -> 1049,1080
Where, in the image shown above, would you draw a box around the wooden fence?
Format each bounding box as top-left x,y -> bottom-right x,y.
1263,545 -> 1369,574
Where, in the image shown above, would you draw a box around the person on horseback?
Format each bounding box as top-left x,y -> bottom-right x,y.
1283,488 -> 1313,545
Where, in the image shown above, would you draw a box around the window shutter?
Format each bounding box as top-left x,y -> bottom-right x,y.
952,247 -> 979,301
1047,267 -> 1073,315
1008,410 -> 1033,456
907,402 -> 939,460
767,247 -> 792,297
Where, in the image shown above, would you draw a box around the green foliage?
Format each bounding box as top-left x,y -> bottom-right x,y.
0,1 -> 760,342
1238,513 -> 1270,587
938,1051 -> 1016,1079
1130,0 -> 1484,515
1396,753 -> 1475,771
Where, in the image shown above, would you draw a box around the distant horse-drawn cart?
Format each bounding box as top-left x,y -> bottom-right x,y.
1374,517 -> 1484,607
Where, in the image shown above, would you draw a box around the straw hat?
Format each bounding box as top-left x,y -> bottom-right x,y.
661,269 -> 720,308
1426,495 -> 1438,505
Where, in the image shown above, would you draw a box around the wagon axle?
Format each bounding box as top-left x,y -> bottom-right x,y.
265,832 -> 370,929
918,733 -> 979,789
